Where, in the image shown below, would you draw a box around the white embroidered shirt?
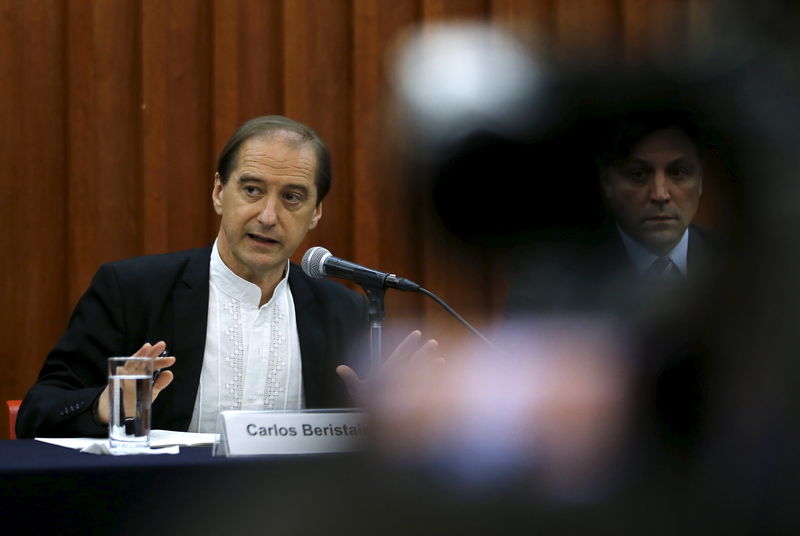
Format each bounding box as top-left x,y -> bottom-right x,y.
188,242 -> 304,433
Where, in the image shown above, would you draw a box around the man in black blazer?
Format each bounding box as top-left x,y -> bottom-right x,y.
507,107 -> 719,317
507,107 -> 724,469
18,116 -> 372,438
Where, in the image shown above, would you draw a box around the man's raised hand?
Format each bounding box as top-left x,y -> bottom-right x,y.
95,341 -> 176,425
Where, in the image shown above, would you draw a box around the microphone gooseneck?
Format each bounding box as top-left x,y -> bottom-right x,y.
301,246 -> 498,351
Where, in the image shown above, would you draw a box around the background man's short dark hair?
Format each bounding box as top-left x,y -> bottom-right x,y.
216,115 -> 332,204
595,107 -> 707,172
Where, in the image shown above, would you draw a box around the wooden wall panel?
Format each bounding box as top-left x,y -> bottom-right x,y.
142,0 -> 170,254
0,0 -> 67,439
622,0 -> 689,65
66,1 -> 142,304
234,0 -> 285,121
0,0 -> 724,437
144,0 -> 217,254
162,0 -> 215,250
491,0 -> 554,51
423,0 -> 488,20
283,0 -> 355,264
211,0 -> 284,158
352,0 -> 424,337
554,0 -> 621,64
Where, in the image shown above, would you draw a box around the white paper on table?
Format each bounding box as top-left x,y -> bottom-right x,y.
80,442 -> 181,455
36,430 -> 218,450
150,429 -> 218,447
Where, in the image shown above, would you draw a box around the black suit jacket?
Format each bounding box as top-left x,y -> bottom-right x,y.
17,246 -> 369,438
506,225 -> 725,457
506,224 -> 722,318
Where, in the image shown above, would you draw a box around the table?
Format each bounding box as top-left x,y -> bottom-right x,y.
0,438 -> 729,535
0,438 -> 221,473
0,439 -> 369,535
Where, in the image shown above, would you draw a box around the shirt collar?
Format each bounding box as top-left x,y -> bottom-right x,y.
210,239 -> 291,306
617,226 -> 690,275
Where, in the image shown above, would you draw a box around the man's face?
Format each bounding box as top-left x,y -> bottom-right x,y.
602,127 -> 703,256
212,135 -> 322,284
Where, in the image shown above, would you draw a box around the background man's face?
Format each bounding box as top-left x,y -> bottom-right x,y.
602,127 -> 703,256
212,135 -> 322,284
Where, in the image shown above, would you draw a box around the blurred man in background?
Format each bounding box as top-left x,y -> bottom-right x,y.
507,106 -> 722,318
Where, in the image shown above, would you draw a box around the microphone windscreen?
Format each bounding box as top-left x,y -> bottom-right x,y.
301,247 -> 330,279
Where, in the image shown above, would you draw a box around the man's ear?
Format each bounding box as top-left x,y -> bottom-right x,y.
212,172 -> 224,215
309,202 -> 322,230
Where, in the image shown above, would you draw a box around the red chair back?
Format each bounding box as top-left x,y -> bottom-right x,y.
7,400 -> 21,440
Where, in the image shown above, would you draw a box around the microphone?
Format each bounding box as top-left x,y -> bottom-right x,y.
302,246 -> 499,351
301,247 -> 420,292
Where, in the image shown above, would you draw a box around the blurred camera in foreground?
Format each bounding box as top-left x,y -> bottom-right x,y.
366,318 -> 632,502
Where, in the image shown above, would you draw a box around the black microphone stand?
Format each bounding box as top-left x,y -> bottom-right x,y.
361,285 -> 386,378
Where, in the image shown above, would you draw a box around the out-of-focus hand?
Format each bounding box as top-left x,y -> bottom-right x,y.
95,341 -> 176,425
336,330 -> 443,405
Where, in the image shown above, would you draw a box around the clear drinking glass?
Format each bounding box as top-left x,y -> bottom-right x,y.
107,356 -> 154,452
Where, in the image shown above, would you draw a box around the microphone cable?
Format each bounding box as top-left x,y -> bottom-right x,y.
417,287 -> 500,353
302,246 -> 499,352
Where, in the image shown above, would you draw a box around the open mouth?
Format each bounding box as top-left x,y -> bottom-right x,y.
247,233 -> 279,245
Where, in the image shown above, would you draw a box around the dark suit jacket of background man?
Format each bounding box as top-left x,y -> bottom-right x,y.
17,245 -> 369,438
506,223 -> 725,461
506,224 -> 722,318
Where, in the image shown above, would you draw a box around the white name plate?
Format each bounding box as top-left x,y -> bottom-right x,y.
213,409 -> 368,457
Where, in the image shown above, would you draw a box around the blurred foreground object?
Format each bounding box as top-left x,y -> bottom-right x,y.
388,23 -> 591,245
383,6 -> 800,532
391,23 -> 543,156
387,20 -> 746,246
370,319 -> 632,502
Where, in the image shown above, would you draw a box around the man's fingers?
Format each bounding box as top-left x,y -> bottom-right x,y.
385,330 -> 422,366
154,356 -> 176,370
100,342 -> 175,420
336,365 -> 366,404
122,343 -> 170,375
152,352 -> 176,401
338,331 -> 442,408
336,365 -> 361,388
96,387 -> 110,425
153,370 -> 174,399
131,341 -> 166,358
146,341 -> 167,357
132,342 -> 153,357
409,339 -> 440,366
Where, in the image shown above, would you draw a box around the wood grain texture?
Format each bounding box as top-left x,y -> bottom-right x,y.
283,0 -> 355,264
490,0 -> 554,52
423,0 -> 488,21
211,0 -> 284,153
0,0 -> 729,437
352,0 -> 424,335
162,0 -> 215,249
142,0 -> 170,254
66,1 -> 142,304
554,0 -> 621,65
0,0 -> 67,437
622,0 -> 688,65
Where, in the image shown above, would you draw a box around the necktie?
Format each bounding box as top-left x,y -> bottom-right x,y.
647,257 -> 682,278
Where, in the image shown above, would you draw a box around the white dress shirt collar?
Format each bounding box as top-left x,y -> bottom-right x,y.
618,225 -> 690,275
210,240 -> 290,305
